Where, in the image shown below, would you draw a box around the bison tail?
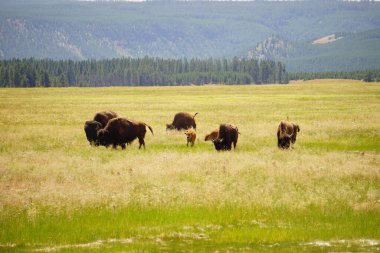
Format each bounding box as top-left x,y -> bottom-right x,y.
145,124 -> 154,135
193,112 -> 198,118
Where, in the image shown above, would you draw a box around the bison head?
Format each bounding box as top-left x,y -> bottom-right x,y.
84,120 -> 102,145
278,136 -> 291,149
96,129 -> 110,146
212,138 -> 225,151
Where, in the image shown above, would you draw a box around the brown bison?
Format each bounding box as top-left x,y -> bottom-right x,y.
204,129 -> 219,141
84,110 -> 118,146
93,110 -> 118,128
184,128 -> 197,147
97,117 -> 153,149
166,112 -> 198,131
212,124 -> 239,151
277,121 -> 300,149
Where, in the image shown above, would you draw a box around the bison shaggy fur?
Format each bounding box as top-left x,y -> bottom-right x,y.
277,121 -> 300,149
213,124 -> 239,151
97,117 -> 153,149
166,112 -> 198,131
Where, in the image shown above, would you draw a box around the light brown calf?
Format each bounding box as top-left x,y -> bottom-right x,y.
185,128 -> 197,147
204,129 -> 219,141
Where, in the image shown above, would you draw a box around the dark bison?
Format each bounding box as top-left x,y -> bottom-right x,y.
84,110 -> 118,146
166,112 -> 198,131
97,117 -> 153,149
277,121 -> 300,149
84,120 -> 103,145
212,124 -> 239,151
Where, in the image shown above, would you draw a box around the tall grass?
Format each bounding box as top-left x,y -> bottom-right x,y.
0,80 -> 379,251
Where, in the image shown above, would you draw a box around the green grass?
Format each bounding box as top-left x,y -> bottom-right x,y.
1,206 -> 379,252
0,80 -> 379,252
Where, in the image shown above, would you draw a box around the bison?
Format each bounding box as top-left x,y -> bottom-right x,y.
97,117 -> 153,149
166,112 -> 198,131
212,124 -> 239,151
184,128 -> 197,147
84,120 -> 103,145
277,121 -> 300,149
84,110 -> 118,146
204,129 -> 219,141
93,110 -> 119,128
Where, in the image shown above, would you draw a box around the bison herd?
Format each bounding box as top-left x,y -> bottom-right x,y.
84,111 -> 300,151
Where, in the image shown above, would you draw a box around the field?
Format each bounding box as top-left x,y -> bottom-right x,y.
0,79 -> 379,252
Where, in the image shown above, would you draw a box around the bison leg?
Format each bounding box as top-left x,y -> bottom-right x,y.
112,143 -> 117,149
138,138 -> 145,149
233,140 -> 237,149
121,143 -> 126,150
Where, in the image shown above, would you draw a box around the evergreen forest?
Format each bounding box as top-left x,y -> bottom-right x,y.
0,58 -> 289,87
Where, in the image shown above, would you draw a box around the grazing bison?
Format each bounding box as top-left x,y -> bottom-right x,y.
212,124 -> 239,151
166,112 -> 198,131
185,128 -> 197,147
84,120 -> 103,145
277,121 -> 300,149
97,117 -> 153,149
84,110 -> 118,146
93,110 -> 118,128
204,129 -> 219,141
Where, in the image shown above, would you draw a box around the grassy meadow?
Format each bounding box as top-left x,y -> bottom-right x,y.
0,79 -> 379,252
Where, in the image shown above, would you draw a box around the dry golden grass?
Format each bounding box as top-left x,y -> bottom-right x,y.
0,80 -> 379,212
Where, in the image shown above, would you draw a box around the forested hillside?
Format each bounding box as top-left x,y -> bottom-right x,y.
1,0 -> 380,72
0,58 -> 288,87
248,29 -> 380,72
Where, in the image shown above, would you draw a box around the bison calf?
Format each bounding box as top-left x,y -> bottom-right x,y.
204,129 -> 219,141
277,121 -> 300,149
185,128 -> 197,147
212,124 -> 239,151
166,112 -> 198,131
97,117 -> 153,149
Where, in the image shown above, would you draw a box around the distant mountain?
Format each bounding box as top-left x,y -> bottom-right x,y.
1,0 -> 380,72
247,29 -> 380,72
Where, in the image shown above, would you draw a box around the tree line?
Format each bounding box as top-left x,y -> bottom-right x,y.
0,57 -> 289,87
289,70 -> 380,82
